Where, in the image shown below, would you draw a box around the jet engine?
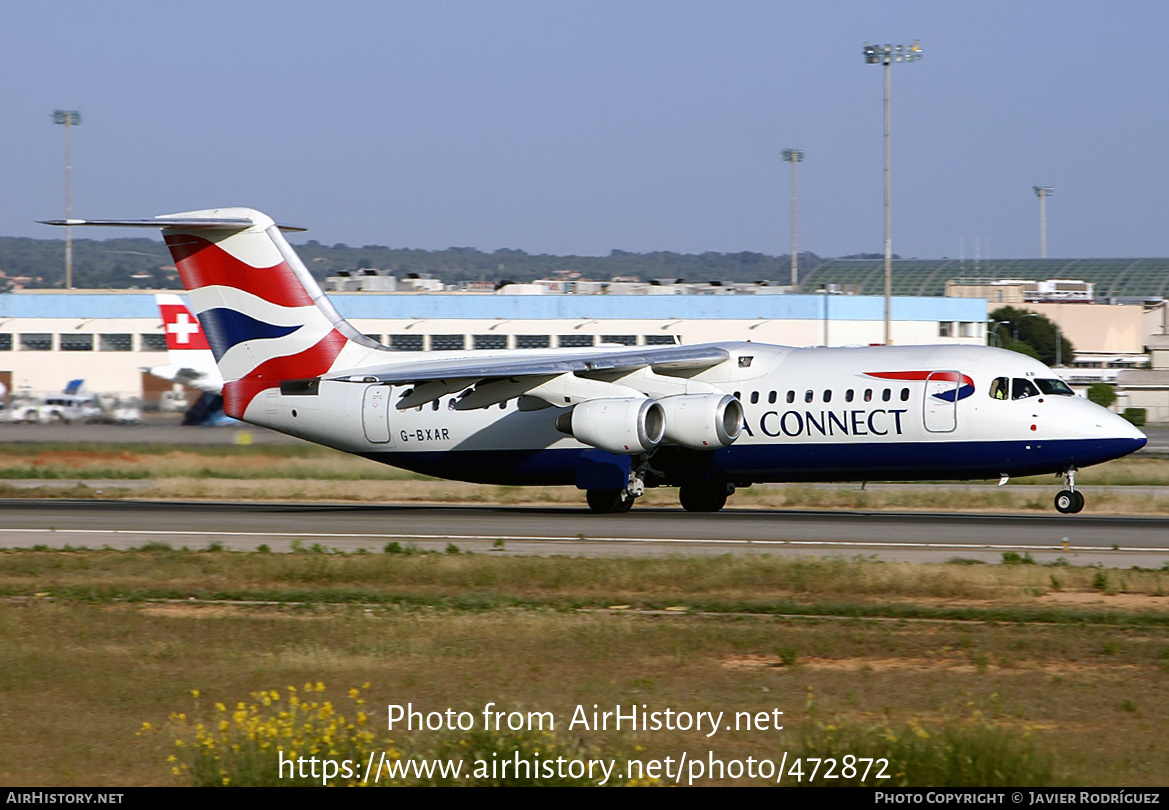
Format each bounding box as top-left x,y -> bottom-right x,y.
658,393 -> 743,450
555,397 -> 665,455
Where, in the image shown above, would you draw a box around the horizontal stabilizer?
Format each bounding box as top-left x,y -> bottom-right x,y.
39,216 -> 306,232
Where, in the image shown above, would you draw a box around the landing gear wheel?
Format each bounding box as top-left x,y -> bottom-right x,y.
679,484 -> 728,513
1054,490 -> 1085,514
586,489 -> 635,514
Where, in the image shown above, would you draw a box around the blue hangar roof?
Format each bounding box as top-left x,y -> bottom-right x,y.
0,292 -> 987,322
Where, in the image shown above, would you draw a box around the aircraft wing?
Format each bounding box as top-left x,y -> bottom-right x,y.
323,343 -> 735,410
332,343 -> 730,382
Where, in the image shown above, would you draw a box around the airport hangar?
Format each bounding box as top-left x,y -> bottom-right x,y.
0,290 -> 986,402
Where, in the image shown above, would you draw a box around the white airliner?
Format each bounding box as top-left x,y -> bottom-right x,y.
46,208 -> 1146,514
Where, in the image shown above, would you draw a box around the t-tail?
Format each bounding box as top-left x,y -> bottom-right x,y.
44,208 -> 388,418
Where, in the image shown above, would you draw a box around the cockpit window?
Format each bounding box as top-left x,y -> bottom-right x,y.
1034,378 -> 1074,396
989,377 -> 1008,400
1012,378 -> 1040,400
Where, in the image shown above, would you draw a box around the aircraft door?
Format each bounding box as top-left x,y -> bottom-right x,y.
923,371 -> 959,433
362,384 -> 393,443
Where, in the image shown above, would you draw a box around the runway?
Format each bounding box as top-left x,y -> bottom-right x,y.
4,498 -> 1168,567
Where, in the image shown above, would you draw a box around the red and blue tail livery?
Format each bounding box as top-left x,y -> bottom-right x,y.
150,210 -> 386,418
43,207 -> 1146,515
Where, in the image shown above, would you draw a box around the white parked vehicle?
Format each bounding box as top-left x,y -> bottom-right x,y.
107,399 -> 143,424
2,396 -> 42,423
38,394 -> 103,424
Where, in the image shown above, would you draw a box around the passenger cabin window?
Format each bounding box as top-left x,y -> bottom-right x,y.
804,390 -> 813,403
750,391 -> 759,404
900,387 -> 910,401
786,390 -> 795,403
768,391 -> 777,404
882,388 -> 891,402
845,389 -> 854,403
864,389 -> 873,402
823,390 -> 832,403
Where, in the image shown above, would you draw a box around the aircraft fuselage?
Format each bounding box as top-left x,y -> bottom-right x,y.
252,342 -> 1145,489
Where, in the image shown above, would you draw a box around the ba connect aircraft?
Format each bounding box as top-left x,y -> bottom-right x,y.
45,208 -> 1146,514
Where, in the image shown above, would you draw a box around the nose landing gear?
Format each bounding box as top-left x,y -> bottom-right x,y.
1054,468 -> 1084,514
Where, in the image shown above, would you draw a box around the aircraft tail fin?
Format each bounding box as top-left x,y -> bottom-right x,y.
46,208 -> 385,417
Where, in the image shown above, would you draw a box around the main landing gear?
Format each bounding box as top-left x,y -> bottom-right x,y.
586,474 -> 645,514
679,483 -> 732,513
1054,468 -> 1085,514
585,477 -> 737,514
586,489 -> 635,514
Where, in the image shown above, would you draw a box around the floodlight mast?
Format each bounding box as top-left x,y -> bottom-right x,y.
863,40 -> 921,345
52,110 -> 82,290
1034,186 -> 1053,259
781,149 -> 804,288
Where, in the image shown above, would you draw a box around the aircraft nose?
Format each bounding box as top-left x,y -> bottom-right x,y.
1101,407 -> 1146,450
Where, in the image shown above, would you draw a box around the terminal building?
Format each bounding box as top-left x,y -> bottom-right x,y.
0,290 -> 987,404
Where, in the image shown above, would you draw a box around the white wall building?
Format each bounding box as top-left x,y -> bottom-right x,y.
0,290 -> 989,403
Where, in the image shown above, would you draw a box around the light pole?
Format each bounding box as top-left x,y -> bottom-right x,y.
990,319 -> 1010,348
864,40 -> 921,345
781,149 -> 804,289
1033,186 -> 1053,258
52,110 -> 82,289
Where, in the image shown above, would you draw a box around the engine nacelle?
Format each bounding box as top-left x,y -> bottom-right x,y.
658,393 -> 743,450
555,397 -> 665,455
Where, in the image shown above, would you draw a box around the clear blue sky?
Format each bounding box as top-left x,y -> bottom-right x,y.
4,1 -> 1167,259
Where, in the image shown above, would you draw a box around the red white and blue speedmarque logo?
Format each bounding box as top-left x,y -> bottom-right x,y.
863,371 -> 976,402
165,233 -> 348,418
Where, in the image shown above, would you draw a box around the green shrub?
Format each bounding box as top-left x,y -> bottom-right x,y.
1001,551 -> 1035,565
800,718 -> 1056,787
1086,383 -> 1117,409
1122,408 -> 1146,427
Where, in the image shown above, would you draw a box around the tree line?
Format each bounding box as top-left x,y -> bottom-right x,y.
0,235 -> 827,291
